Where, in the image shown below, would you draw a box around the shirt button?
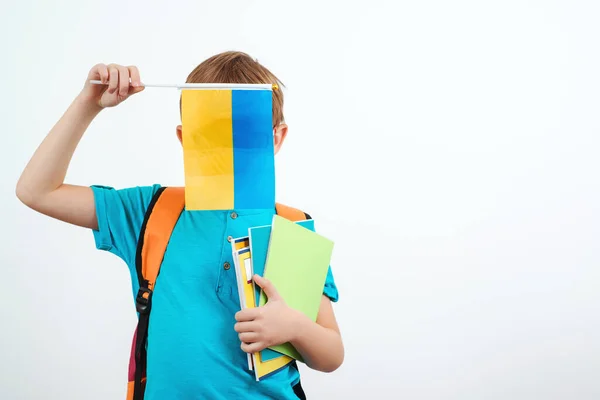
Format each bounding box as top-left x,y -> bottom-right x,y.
227,236 -> 233,242
230,211 -> 238,219
223,262 -> 231,270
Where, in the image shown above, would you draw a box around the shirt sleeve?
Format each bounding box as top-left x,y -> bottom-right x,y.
323,266 -> 339,302
90,184 -> 162,266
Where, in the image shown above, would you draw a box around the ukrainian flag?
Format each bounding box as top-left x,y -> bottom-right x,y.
181,88 -> 275,210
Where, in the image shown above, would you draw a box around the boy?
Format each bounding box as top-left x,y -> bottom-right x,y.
16,51 -> 344,399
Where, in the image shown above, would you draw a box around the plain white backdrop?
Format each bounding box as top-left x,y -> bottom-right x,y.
2,0 -> 600,399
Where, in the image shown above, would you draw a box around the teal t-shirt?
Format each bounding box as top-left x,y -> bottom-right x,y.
91,184 -> 339,400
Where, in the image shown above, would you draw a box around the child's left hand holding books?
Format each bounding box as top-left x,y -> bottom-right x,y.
234,275 -> 310,354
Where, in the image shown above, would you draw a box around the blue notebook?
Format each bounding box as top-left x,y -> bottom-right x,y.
248,219 -> 315,361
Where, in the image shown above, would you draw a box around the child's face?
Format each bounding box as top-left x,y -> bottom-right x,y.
175,124 -> 288,155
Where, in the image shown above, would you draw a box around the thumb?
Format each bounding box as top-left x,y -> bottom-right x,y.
254,275 -> 281,301
129,86 -> 145,95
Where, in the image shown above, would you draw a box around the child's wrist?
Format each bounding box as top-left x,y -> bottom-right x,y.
289,309 -> 312,344
73,93 -> 103,117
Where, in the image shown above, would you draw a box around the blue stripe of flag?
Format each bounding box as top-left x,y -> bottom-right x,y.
231,90 -> 275,209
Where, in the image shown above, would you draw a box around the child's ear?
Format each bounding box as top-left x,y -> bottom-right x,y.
273,123 -> 288,154
176,125 -> 183,144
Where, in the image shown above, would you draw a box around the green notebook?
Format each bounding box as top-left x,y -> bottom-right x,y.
258,215 -> 335,361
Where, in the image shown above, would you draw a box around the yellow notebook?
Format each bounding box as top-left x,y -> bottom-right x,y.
232,242 -> 294,380
232,245 -> 253,371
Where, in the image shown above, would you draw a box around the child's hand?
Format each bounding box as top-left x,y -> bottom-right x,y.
234,275 -> 309,354
79,63 -> 144,109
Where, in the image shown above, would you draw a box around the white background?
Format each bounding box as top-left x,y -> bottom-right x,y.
2,1 -> 600,399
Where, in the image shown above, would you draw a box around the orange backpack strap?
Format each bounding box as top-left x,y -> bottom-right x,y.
136,187 -> 185,293
129,186 -> 185,400
275,202 -> 312,221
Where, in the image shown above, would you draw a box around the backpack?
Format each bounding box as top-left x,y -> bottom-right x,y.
126,186 -> 310,400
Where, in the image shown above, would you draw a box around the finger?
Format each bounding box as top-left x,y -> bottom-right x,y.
107,65 -> 119,93
117,65 -> 130,97
128,65 -> 144,94
241,341 -> 265,354
235,308 -> 260,322
128,65 -> 142,87
234,321 -> 260,333
97,64 -> 109,84
89,63 -> 108,83
131,86 -> 145,94
253,275 -> 281,301
239,332 -> 260,343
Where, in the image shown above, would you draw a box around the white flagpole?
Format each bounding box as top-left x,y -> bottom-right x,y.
89,80 -> 275,90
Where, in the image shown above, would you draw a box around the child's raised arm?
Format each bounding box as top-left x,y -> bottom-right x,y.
16,63 -> 144,229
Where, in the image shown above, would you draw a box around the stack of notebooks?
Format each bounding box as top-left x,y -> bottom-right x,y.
231,215 -> 335,381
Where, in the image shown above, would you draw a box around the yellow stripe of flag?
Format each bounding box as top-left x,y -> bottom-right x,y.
182,90 -> 234,210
